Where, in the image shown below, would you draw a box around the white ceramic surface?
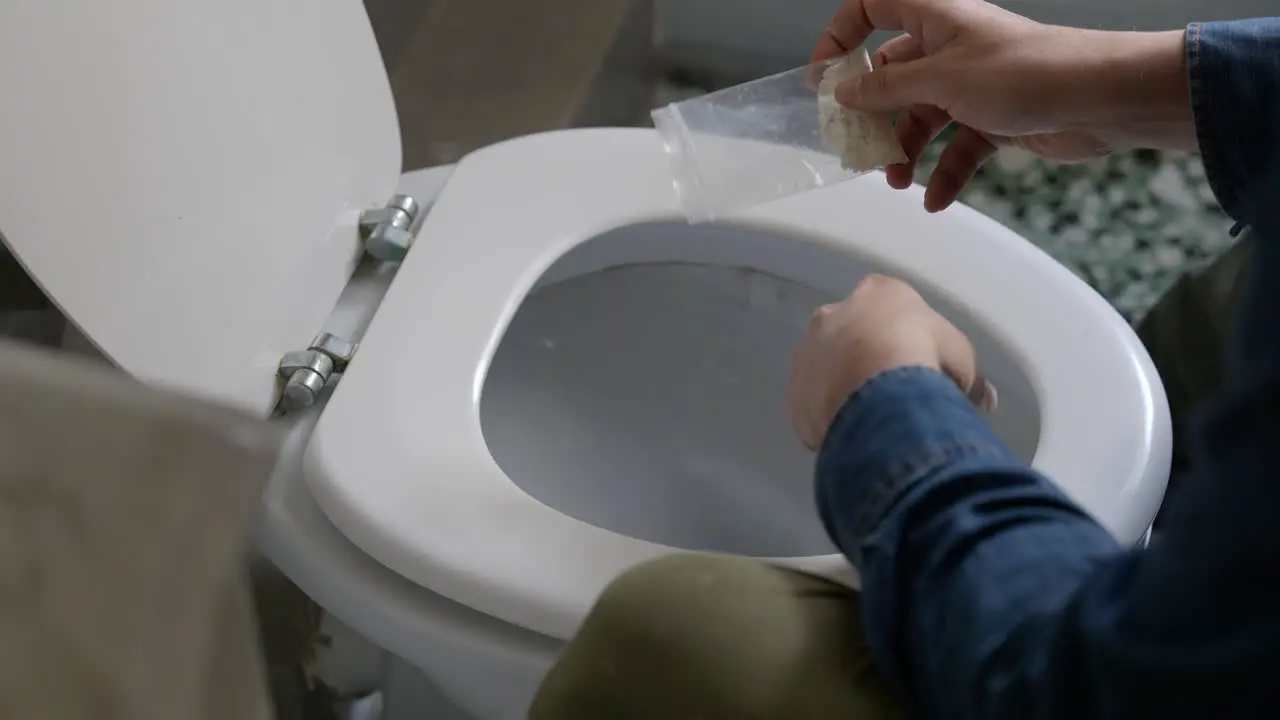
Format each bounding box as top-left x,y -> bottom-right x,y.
306,127 -> 1171,643
478,223 -> 1042,560
0,0 -> 399,416
260,167 -> 564,720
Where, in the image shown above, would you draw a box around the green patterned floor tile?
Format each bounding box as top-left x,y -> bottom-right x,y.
915,140 -> 1235,323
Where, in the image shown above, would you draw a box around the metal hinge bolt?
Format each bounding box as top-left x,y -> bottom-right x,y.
360,194 -> 421,262
277,332 -> 358,411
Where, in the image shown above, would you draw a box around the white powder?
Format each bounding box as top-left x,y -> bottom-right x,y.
817,49 -> 908,171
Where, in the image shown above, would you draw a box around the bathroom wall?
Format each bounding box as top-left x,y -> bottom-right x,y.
362,0 -> 655,170
656,0 -> 1277,85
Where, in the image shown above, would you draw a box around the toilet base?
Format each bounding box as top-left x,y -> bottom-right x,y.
306,612 -> 478,720
381,655 -> 474,720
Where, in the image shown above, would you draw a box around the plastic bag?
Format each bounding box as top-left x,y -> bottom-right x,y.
651,49 -> 906,223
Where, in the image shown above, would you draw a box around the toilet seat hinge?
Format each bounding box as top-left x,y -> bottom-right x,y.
359,194 -> 424,262
272,193 -> 423,414
275,332 -> 358,413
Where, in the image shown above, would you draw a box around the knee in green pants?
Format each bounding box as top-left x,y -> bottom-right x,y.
529,554 -> 908,720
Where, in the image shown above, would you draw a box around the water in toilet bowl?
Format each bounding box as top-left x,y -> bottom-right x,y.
479,220 -> 1041,558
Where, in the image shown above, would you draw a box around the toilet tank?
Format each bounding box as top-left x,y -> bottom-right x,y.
655,0 -> 1276,85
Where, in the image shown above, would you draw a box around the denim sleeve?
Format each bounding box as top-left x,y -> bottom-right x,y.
815,368 -> 1120,719
819,360 -> 1280,718
1190,19 -> 1280,228
815,19 -> 1280,719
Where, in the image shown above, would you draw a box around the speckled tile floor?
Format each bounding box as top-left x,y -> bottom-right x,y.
918,143 -> 1234,322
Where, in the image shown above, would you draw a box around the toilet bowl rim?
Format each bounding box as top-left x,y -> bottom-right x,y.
304,127 -> 1171,642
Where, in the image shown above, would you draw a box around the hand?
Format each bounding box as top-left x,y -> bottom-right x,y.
786,275 -> 995,450
812,0 -> 1192,211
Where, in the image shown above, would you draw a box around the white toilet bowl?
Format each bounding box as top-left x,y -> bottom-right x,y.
0,1 -> 1171,718
305,127 -> 1170,643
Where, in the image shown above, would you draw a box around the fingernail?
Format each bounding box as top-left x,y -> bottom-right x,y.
922,186 -> 941,213
980,380 -> 998,412
886,166 -> 913,190
965,375 -> 998,412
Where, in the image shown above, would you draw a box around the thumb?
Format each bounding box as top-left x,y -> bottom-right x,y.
834,57 -> 944,111
933,317 -> 998,412
965,369 -> 998,412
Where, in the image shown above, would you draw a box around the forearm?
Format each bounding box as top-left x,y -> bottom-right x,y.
1073,19 -> 1280,225
818,348 -> 1280,717
814,369 -> 1120,717
1071,29 -> 1197,154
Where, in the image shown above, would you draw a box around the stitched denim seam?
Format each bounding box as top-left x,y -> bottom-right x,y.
839,365 -> 947,418
846,440 -> 1006,568
1189,23 -> 1237,219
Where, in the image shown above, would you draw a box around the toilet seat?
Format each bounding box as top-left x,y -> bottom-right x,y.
0,0 -> 1169,649
306,127 -> 1170,641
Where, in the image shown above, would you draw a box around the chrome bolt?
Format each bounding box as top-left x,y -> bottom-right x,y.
360,194 -> 422,262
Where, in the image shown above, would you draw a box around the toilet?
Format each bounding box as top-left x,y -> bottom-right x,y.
0,0 -> 1171,718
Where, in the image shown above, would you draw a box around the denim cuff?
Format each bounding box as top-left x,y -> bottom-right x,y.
814,366 -> 1018,568
1187,19 -> 1280,228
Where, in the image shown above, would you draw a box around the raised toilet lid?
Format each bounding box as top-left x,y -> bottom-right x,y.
306,127 -> 1170,641
0,0 -> 399,416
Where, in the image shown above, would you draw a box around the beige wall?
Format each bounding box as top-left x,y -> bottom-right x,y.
364,0 -> 656,170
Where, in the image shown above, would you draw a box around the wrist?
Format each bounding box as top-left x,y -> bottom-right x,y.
1066,29 -> 1196,152
827,356 -> 935,416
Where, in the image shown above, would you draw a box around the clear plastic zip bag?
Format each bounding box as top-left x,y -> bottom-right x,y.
651,49 -> 906,223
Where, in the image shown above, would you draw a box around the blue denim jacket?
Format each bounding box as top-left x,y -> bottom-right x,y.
815,19 -> 1280,719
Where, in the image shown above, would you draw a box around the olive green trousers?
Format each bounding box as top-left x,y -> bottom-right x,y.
529,234 -> 1254,719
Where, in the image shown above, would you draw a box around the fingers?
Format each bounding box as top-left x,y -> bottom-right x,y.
812,1 -> 874,63
923,125 -> 997,212
784,351 -> 811,448
811,20 -> 914,89
968,373 -> 999,412
786,277 -> 996,453
854,276 -> 996,414
811,25 -> 853,64
814,0 -> 960,63
786,312 -> 814,448
813,0 -> 938,62
787,305 -> 838,451
870,35 -> 944,189
870,32 -> 922,67
886,104 -> 951,189
834,56 -> 942,112
931,316 -> 998,412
